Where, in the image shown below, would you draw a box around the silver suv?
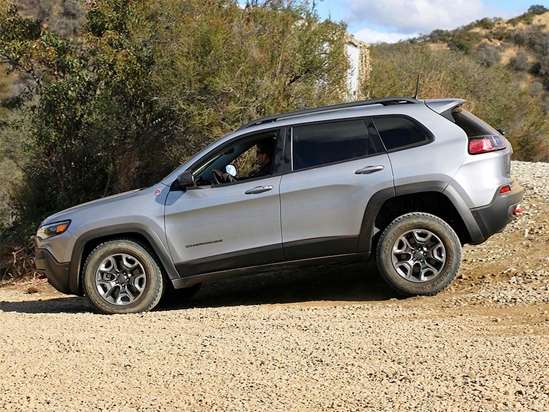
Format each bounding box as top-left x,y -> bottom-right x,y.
35,97 -> 524,314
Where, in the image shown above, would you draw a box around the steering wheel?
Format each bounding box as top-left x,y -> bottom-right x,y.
212,170 -> 222,185
212,170 -> 236,185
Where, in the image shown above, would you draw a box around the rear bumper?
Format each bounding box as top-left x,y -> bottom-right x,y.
35,248 -> 73,294
470,181 -> 524,244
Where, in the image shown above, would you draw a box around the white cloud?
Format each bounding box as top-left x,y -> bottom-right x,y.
354,28 -> 417,44
345,0 -> 514,35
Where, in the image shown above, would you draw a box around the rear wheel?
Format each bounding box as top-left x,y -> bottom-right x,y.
376,213 -> 461,296
82,240 -> 164,314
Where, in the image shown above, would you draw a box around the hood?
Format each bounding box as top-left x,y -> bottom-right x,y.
40,185 -> 166,226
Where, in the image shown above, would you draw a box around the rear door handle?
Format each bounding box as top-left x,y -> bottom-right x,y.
245,185 -> 274,195
355,165 -> 385,175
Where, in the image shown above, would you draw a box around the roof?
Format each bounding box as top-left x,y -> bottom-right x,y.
238,97 -> 421,130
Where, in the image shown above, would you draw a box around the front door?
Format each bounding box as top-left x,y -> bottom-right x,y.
164,176 -> 283,277
164,130 -> 284,277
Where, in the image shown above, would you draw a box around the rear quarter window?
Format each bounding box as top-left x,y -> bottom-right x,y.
451,108 -> 499,138
373,116 -> 432,151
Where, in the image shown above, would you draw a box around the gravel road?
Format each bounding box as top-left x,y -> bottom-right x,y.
1,161 -> 548,412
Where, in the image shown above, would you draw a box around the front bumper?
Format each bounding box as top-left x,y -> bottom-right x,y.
470,181 -> 524,243
35,248 -> 73,294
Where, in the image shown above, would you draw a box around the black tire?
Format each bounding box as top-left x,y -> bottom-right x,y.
82,240 -> 164,314
376,212 -> 461,296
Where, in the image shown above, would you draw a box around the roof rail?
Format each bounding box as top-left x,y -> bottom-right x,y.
239,97 -> 419,130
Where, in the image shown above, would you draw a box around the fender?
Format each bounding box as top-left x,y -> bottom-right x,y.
68,223 -> 180,295
357,181 -> 486,254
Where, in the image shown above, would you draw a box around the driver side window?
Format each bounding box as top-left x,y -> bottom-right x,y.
194,130 -> 280,185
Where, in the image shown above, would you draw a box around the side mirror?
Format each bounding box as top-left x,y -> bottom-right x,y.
497,129 -> 506,136
172,170 -> 195,190
226,164 -> 237,177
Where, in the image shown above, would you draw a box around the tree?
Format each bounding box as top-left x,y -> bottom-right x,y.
0,0 -> 351,241
144,0 -> 350,160
0,0 -> 177,240
528,5 -> 548,15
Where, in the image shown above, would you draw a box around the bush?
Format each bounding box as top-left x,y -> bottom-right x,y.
452,38 -> 473,53
529,81 -> 544,96
508,50 -> 530,72
474,45 -> 501,67
478,18 -> 495,30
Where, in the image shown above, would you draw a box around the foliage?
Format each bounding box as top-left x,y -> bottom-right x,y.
13,0 -> 84,37
528,5 -> 548,15
508,50 -> 529,72
478,17 -> 495,30
0,0 -> 350,242
144,0 -> 350,161
474,44 -> 501,67
0,0 -> 177,241
367,43 -> 549,162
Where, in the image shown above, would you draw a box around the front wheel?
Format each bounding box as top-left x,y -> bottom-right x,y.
82,240 -> 164,314
376,213 -> 462,296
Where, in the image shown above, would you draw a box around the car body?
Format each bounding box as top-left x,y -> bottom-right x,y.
35,97 -> 524,313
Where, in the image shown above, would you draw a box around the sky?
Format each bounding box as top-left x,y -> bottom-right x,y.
315,0 -> 549,43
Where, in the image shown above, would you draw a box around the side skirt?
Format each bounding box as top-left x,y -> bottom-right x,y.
171,251 -> 371,290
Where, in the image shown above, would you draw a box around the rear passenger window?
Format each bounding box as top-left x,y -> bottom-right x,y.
292,119 -> 381,170
373,116 -> 432,151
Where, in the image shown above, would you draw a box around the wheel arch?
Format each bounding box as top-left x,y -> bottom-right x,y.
358,183 -> 475,256
68,225 -> 179,295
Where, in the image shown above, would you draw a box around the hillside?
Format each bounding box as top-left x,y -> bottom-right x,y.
416,8 -> 549,101
471,12 -> 549,66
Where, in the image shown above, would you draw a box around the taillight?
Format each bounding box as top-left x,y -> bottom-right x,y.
469,135 -> 506,154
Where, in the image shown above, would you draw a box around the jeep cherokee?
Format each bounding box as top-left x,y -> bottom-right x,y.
35,97 -> 524,313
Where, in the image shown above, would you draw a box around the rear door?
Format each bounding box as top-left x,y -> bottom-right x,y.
280,118 -> 394,261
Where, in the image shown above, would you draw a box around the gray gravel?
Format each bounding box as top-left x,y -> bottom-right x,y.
0,160 -> 548,411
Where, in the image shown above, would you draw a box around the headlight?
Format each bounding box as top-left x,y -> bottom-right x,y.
37,220 -> 71,240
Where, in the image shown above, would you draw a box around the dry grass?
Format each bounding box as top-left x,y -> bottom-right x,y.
0,240 -> 36,284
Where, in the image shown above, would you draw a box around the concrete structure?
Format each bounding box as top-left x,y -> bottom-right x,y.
346,36 -> 370,101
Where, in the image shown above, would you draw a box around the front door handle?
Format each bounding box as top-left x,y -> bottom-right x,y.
355,165 -> 385,175
245,185 -> 274,195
